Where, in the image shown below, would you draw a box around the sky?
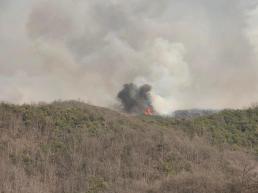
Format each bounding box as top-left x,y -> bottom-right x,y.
0,0 -> 258,114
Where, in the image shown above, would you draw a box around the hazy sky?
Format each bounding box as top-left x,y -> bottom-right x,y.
1,0 -> 258,113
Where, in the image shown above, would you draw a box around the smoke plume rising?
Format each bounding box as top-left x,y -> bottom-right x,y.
1,0 -> 258,114
117,83 -> 153,114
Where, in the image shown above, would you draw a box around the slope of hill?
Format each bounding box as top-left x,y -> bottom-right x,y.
0,101 -> 258,193
143,107 -> 258,153
172,109 -> 219,119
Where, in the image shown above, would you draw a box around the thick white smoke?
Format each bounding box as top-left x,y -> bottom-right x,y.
133,38 -> 190,114
1,0 -> 258,114
246,5 -> 258,57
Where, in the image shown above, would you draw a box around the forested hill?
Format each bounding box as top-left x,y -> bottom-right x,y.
1,101 -> 258,193
143,106 -> 258,152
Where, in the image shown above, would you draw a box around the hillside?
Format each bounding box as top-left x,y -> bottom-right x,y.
172,109 -> 219,119
143,107 -> 258,153
1,101 -> 258,193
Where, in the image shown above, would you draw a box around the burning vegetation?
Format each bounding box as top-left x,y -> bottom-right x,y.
117,83 -> 155,115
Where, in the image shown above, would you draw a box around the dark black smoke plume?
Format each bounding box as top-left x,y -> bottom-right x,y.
117,83 -> 153,114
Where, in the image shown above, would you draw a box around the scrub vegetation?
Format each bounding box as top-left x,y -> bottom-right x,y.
1,101 -> 258,193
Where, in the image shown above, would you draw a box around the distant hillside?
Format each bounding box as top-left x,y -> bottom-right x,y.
172,109 -> 219,119
144,107 -> 258,154
1,101 -> 258,193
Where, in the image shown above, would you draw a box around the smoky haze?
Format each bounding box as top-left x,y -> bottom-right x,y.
1,0 -> 258,114
117,83 -> 152,114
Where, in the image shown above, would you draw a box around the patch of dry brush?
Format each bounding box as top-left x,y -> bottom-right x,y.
0,101 -> 258,193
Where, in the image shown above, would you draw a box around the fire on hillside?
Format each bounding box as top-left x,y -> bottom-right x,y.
117,83 -> 155,116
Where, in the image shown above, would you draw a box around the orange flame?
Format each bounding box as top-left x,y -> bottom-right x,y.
144,106 -> 154,116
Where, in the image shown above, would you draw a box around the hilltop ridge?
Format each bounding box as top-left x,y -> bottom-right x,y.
1,101 -> 258,193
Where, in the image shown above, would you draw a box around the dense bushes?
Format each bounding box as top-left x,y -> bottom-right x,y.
0,101 -> 258,193
143,107 -> 258,154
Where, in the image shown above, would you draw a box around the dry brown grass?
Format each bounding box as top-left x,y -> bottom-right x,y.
0,101 -> 257,193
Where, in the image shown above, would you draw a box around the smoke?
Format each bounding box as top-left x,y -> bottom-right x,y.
1,0 -> 258,114
246,5 -> 258,57
117,83 -> 152,113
